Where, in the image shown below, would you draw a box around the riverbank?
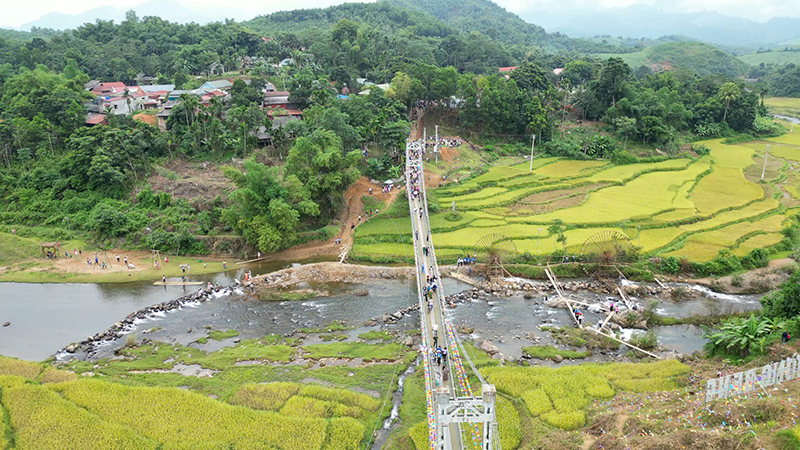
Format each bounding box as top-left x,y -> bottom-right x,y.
0,247 -> 229,283
251,262 -> 413,293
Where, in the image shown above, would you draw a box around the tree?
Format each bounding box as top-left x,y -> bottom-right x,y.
525,97 -> 548,139
547,219 -> 567,251
510,62 -> 551,95
639,115 -> 669,145
718,82 -> 740,123
760,269 -> 800,319
385,72 -> 412,109
614,116 -> 637,150
378,121 -> 410,153
285,129 -> 360,218
563,60 -> 595,86
595,57 -> 631,108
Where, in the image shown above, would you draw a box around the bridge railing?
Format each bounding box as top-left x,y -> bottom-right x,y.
405,144 -> 438,450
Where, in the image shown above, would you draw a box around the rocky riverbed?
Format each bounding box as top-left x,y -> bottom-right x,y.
58,285 -> 235,359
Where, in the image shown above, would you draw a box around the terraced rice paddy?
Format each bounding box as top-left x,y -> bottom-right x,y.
0,337 -> 401,450
354,138 -> 799,262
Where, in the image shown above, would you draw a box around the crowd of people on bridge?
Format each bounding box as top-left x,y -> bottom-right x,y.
425,135 -> 463,149
406,137 -> 456,392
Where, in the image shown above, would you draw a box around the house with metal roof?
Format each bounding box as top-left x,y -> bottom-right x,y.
199,80 -> 233,91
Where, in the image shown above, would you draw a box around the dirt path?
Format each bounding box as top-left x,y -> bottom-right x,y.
257,176 -> 402,262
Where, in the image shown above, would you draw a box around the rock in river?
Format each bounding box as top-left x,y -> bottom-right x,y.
478,339 -> 500,355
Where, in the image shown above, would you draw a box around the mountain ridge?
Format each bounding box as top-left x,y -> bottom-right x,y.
525,4 -> 800,47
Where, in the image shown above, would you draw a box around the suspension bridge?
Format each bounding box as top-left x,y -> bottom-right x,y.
405,138 -> 500,450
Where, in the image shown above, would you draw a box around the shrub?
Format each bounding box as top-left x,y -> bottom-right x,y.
444,211 -> 462,222
629,330 -> 658,351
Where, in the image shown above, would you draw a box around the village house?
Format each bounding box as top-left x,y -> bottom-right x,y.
263,91 -> 291,109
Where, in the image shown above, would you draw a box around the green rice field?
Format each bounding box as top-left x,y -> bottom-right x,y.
354,136 -> 800,263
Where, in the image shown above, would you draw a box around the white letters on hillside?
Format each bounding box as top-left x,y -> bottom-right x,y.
704,354 -> 800,403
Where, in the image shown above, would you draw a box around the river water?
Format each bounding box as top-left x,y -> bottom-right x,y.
0,266 -> 763,362
774,114 -> 800,124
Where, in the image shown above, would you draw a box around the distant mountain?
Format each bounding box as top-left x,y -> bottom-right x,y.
598,42 -> 751,77
524,5 -> 800,47
20,0 -> 224,31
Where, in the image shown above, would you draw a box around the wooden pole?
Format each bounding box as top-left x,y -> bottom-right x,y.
599,311 -> 615,331
587,328 -> 661,359
617,287 -> 633,310
546,267 -> 582,328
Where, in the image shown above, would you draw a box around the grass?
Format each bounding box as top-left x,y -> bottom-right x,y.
357,330 -> 394,341
298,321 -> 353,333
208,329 -> 240,341
521,345 -> 590,360
302,343 -> 407,362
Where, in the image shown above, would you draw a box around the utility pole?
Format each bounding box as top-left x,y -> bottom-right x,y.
434,125 -> 439,164
63,217 -> 72,240
529,134 -> 537,171
537,227 -> 542,255
761,144 -> 770,180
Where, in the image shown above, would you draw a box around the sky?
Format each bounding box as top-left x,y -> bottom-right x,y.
2,0 -> 798,29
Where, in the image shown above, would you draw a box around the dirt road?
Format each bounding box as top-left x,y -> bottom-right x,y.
257,176 -> 402,262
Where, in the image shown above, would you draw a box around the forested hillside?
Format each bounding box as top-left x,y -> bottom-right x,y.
0,0 -> 788,260
597,42 -> 751,77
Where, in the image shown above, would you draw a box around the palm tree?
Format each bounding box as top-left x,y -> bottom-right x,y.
719,82 -> 740,123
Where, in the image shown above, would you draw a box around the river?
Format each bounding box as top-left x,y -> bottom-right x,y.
775,114 -> 800,124
0,265 -> 763,362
